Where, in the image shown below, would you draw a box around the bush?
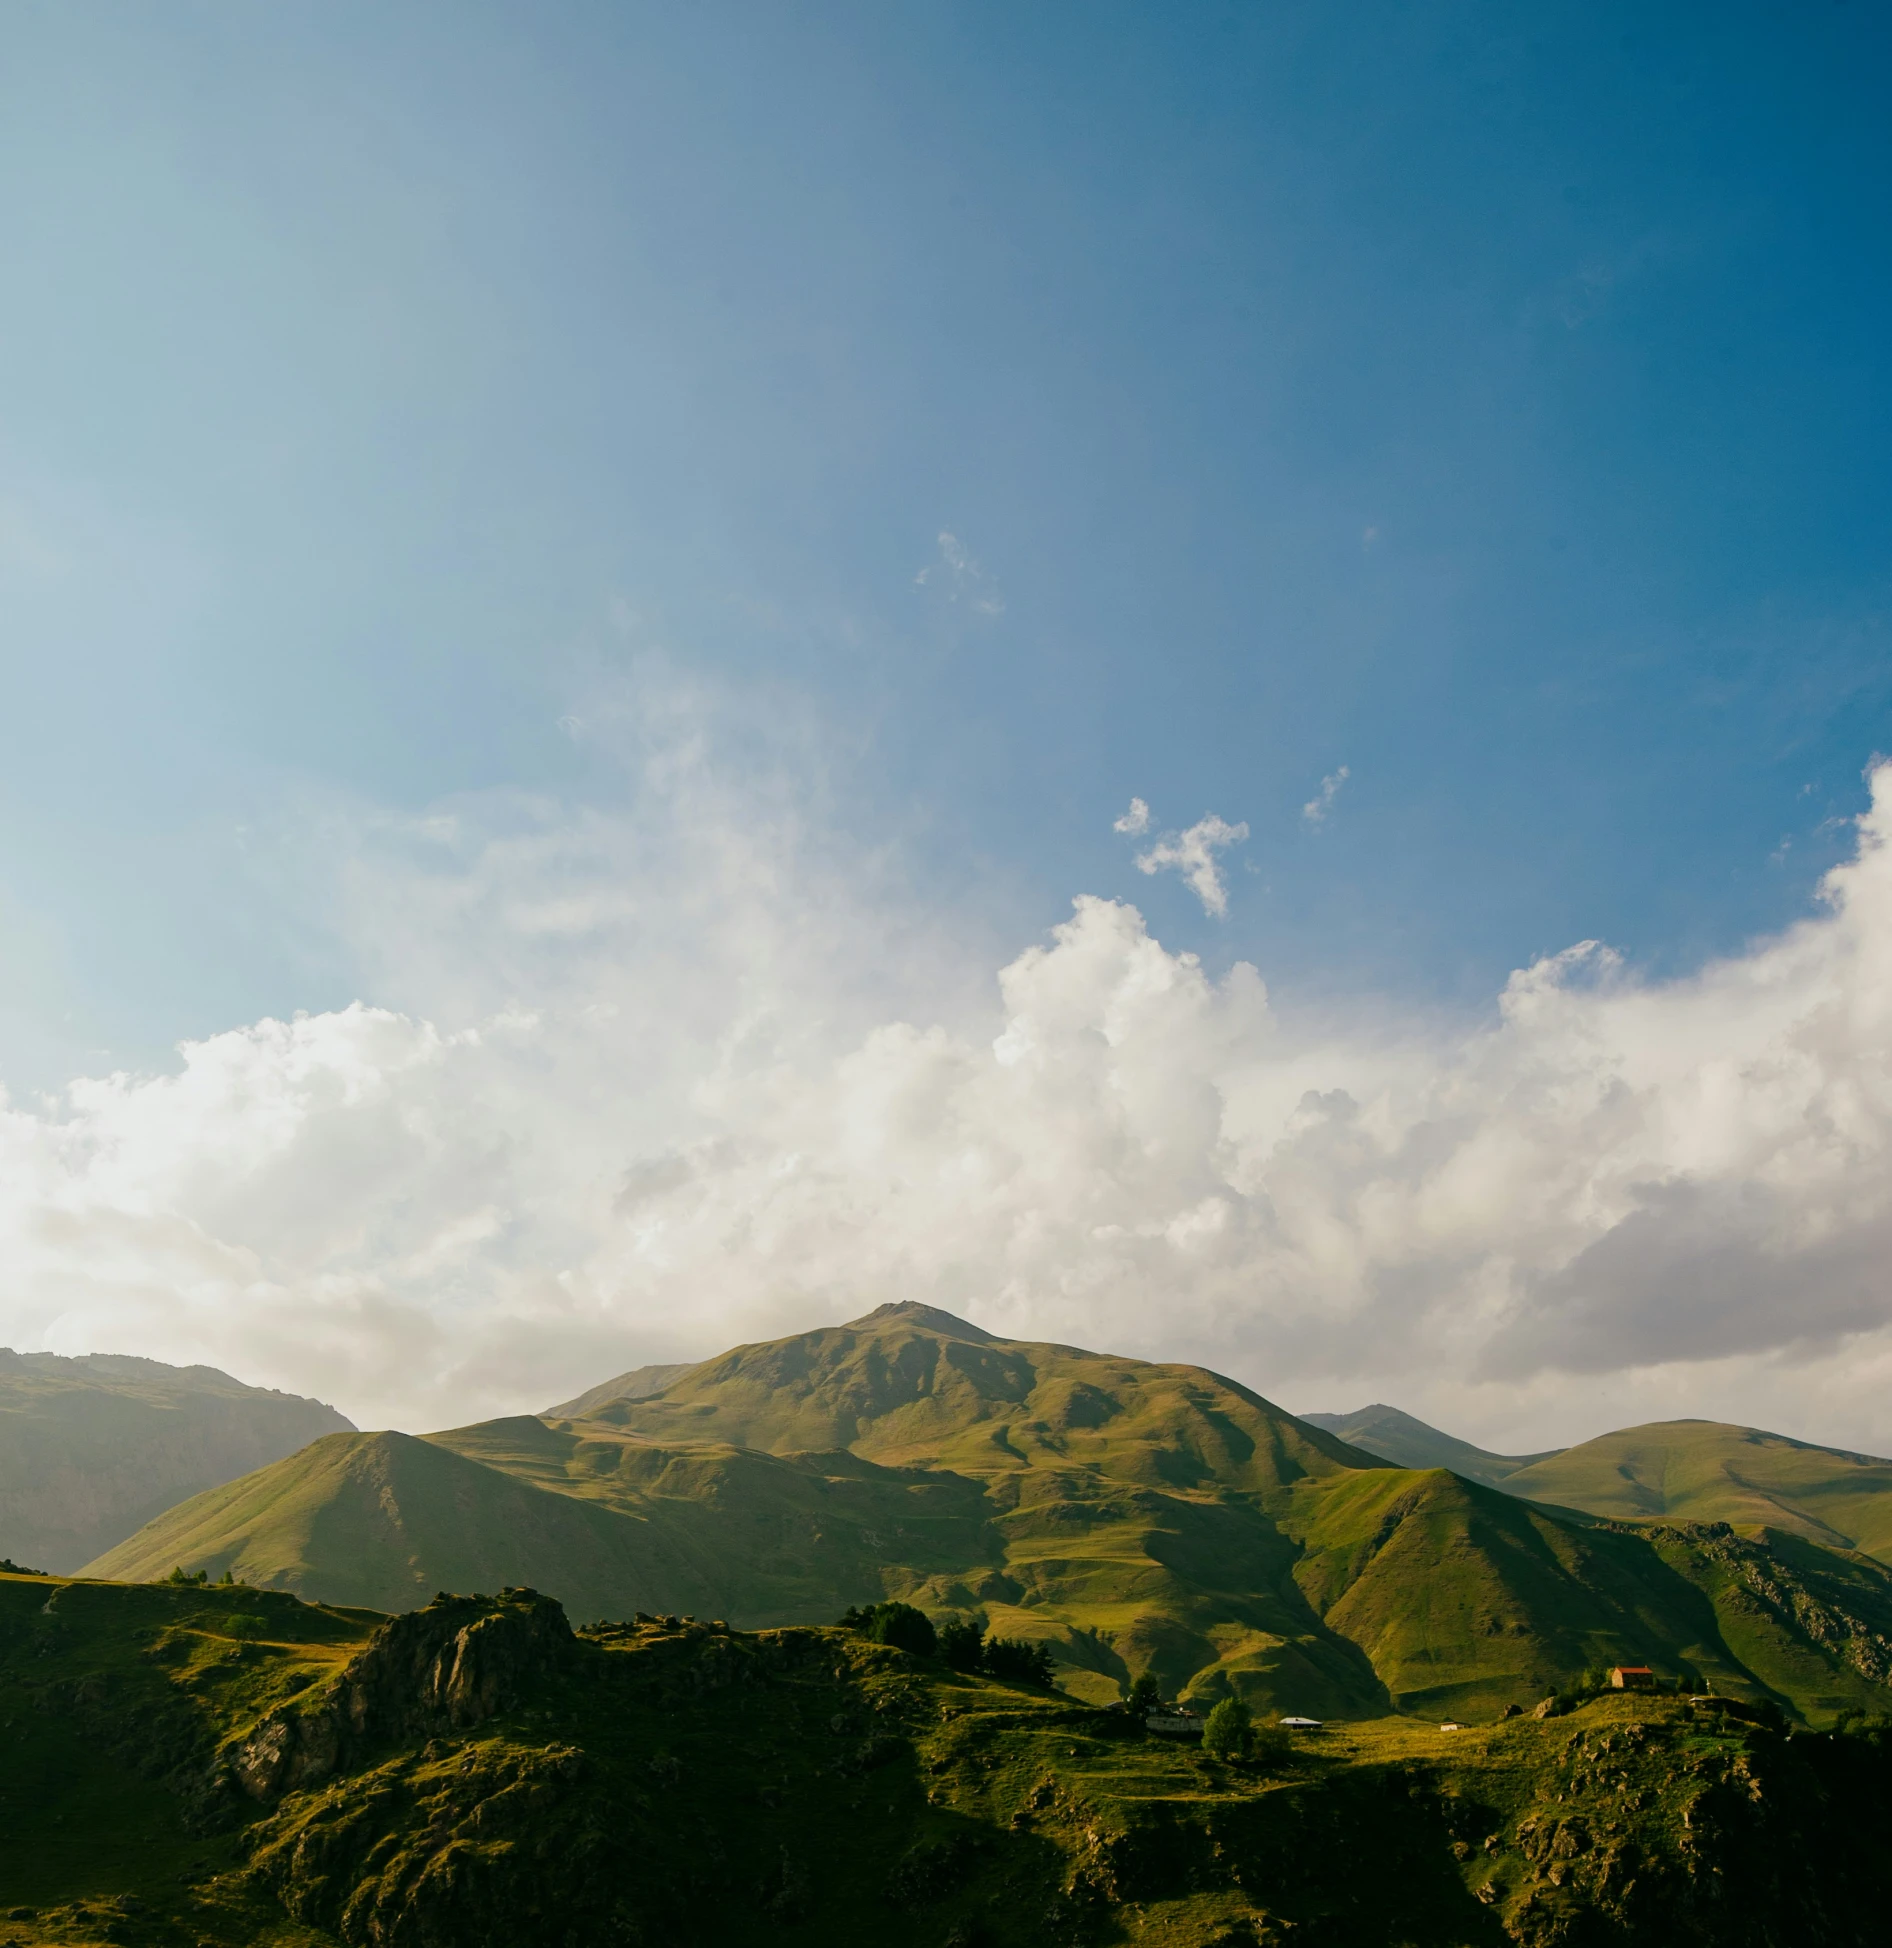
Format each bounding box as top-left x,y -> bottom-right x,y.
866,1602 -> 938,1659
1202,1697 -> 1253,1760
939,1618 -> 986,1672
982,1636 -> 1055,1689
1250,1721 -> 1292,1765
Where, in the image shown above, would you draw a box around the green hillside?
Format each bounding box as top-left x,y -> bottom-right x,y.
1499,1419 -> 1892,1563
88,1304 -> 1892,1730
82,1428 -> 705,1617
543,1360 -> 699,1418
1301,1402 -> 1559,1488
0,1349 -> 354,1572
4,1570 -> 1892,1947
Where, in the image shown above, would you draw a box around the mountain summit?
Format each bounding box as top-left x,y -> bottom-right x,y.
843,1300 -> 1000,1343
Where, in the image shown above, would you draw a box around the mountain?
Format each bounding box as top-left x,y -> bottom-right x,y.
1499,1419 -> 1892,1563
5,1569 -> 1892,1946
1301,1402 -> 1560,1488
87,1303 -> 1892,1725
0,1348 -> 353,1572
543,1360 -> 699,1418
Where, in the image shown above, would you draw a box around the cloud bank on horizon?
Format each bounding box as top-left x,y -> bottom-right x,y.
4,696 -> 1892,1452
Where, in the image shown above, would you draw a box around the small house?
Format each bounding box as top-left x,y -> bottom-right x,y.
1609,1666 -> 1655,1690
1278,1716 -> 1323,1731
1145,1709 -> 1204,1737
1439,1720 -> 1468,1731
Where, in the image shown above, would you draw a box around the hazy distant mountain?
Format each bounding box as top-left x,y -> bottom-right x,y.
88,1304 -> 1892,1725
544,1361 -> 700,1419
1299,1402 -> 1561,1489
0,1348 -> 353,1571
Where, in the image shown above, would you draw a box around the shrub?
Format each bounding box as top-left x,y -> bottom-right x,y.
1202,1697 -> 1253,1760
939,1618 -> 986,1672
1250,1721 -> 1292,1765
1125,1673 -> 1163,1717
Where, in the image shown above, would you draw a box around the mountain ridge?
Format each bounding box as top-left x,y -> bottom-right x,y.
0,1348 -> 354,1572
85,1304 -> 1892,1728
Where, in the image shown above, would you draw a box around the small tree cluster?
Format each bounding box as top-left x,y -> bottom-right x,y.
982,1636 -> 1056,1689
1201,1699 -> 1291,1766
840,1608 -> 1055,1687
167,1566 -> 210,1586
838,1600 -> 939,1658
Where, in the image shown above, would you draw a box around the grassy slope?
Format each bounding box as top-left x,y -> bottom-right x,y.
0,1351 -> 353,1573
4,1572 -> 1892,1948
542,1361 -> 699,1419
1500,1419 -> 1892,1562
1300,1404 -> 1560,1488
80,1430 -> 705,1617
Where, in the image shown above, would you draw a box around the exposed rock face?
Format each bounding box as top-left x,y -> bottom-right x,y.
232,1588 -> 574,1800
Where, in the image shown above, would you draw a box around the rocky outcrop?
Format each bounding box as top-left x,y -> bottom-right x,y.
231,1588 -> 575,1800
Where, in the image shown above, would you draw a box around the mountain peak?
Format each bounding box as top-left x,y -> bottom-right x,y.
844,1301 -> 997,1344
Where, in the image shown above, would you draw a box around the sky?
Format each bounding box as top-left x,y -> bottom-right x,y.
3,1 -> 1892,1448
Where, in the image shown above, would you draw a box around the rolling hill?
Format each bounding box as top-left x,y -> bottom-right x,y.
1300,1402 -> 1559,1488
1499,1419 -> 1892,1563
5,1569 -> 1892,1946
86,1303 -> 1892,1725
0,1349 -> 354,1572
543,1359 -> 700,1418
1311,1404 -> 1892,1566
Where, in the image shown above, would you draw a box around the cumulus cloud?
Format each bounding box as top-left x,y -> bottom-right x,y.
915,531 -> 1004,615
1302,766 -> 1349,827
8,678 -> 1892,1455
1113,798 -> 1151,836
1133,813 -> 1251,916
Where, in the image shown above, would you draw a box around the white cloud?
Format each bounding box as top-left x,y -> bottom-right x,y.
8,677 -> 1892,1457
1134,814 -> 1250,917
1112,797 -> 1151,836
1302,766 -> 1349,827
915,531 -> 1004,616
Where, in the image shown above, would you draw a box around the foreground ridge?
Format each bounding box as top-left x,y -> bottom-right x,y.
3,1568 -> 1892,1946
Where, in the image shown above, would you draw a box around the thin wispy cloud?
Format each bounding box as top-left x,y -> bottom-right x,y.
915,531 -> 1004,616
1112,797 -> 1151,835
1132,812 -> 1250,917
1302,766 -> 1350,827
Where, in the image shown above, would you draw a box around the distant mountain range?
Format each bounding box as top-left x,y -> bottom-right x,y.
0,1348 -> 354,1571
1304,1403 -> 1892,1562
83,1304 -> 1892,1726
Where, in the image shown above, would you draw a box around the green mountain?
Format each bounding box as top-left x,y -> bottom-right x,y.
1301,1402 -> 1560,1488
0,1349 -> 354,1572
543,1360 -> 699,1418
1499,1419 -> 1892,1563
5,1569 -> 1892,1947
87,1304 -> 1892,1726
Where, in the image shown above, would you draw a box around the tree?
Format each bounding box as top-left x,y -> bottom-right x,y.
867,1601 -> 938,1659
1125,1673 -> 1163,1718
1202,1697 -> 1253,1761
938,1618 -> 985,1672
983,1636 -> 1054,1689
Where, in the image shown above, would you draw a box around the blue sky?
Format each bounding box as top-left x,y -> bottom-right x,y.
5,0 -> 1889,1082
5,3 -> 1892,1438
